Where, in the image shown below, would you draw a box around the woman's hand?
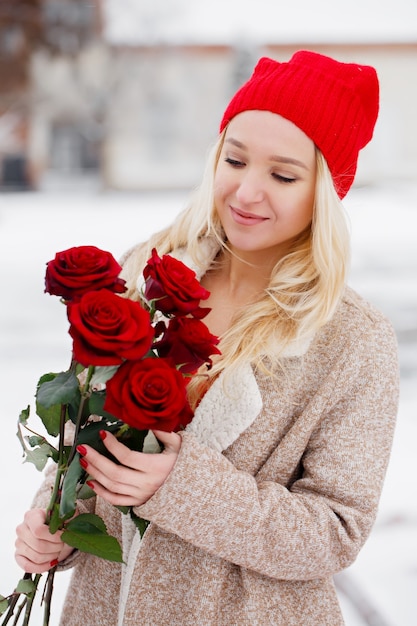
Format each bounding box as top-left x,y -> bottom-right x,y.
77,429 -> 181,507
15,508 -> 74,574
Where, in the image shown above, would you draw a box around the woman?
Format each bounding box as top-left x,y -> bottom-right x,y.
15,50 -> 399,625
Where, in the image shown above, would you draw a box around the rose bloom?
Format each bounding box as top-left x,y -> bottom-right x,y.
154,317 -> 220,374
104,357 -> 194,432
45,245 -> 126,301
143,248 -> 210,318
68,290 -> 154,366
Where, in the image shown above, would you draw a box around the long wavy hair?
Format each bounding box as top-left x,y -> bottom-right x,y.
122,130 -> 350,394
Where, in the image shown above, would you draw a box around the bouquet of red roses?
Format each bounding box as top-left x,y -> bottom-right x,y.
0,245 -> 220,625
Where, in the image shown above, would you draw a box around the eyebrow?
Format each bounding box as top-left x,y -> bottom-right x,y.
225,138 -> 309,170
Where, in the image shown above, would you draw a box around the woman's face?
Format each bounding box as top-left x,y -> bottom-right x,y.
214,110 -> 316,264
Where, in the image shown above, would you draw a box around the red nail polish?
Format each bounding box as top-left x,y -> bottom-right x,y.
79,457 -> 88,470
50,559 -> 59,568
86,480 -> 95,490
76,444 -> 87,456
99,430 -> 107,441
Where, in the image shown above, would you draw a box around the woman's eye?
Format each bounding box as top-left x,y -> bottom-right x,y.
272,173 -> 296,184
225,157 -> 244,168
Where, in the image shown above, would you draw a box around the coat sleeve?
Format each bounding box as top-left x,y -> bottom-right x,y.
136,312 -> 399,581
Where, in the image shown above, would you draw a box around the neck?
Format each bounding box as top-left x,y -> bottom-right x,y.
217,247 -> 275,299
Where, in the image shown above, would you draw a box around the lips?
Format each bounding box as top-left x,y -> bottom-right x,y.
230,206 -> 268,226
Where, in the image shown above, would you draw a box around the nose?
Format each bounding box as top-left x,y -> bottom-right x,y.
235,170 -> 265,204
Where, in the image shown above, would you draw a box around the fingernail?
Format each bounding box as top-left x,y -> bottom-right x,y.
86,480 -> 95,490
50,559 -> 59,568
76,444 -> 87,456
79,457 -> 88,470
99,430 -> 107,441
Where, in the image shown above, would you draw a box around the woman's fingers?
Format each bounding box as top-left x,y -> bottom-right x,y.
14,509 -> 66,573
15,552 -> 55,574
24,509 -> 64,544
79,431 -> 141,470
77,430 -> 182,506
152,429 -> 182,454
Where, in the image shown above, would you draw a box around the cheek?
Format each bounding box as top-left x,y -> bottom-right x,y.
213,179 -> 226,222
273,190 -> 314,232
213,173 -> 223,205
290,199 -> 314,230
213,163 -> 233,199
302,186 -> 316,224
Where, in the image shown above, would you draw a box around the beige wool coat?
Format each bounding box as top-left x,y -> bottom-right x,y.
33,244 -> 399,625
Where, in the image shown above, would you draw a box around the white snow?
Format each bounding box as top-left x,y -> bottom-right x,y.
0,179 -> 416,624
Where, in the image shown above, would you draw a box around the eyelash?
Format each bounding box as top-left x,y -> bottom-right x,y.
224,158 -> 296,184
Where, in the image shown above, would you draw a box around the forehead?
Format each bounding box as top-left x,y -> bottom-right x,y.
225,110 -> 315,160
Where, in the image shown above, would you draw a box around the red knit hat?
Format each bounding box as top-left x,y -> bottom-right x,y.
220,50 -> 379,198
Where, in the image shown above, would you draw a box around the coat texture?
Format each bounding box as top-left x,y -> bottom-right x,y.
33,257 -> 399,625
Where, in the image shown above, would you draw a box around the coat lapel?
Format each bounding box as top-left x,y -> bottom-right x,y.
185,363 -> 263,452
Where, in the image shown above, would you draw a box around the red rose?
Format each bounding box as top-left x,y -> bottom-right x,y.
154,317 -> 220,374
143,248 -> 210,318
104,358 -> 193,432
45,245 -> 126,301
68,290 -> 153,366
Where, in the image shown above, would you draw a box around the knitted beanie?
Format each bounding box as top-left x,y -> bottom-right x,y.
220,50 -> 379,198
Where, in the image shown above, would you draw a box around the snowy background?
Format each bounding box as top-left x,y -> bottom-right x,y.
0,179 -> 416,625
0,0 -> 416,622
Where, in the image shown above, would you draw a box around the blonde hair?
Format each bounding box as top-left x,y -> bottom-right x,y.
122,132 -> 350,392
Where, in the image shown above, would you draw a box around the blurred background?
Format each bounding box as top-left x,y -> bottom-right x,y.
1,0 -> 417,192
0,1 -> 416,624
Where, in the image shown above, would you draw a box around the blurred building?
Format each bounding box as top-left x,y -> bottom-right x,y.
96,41 -> 417,190
1,1 -> 416,191
0,0 -> 102,190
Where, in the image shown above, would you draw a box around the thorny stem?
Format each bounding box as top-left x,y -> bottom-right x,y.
66,364 -> 95,466
21,575 -> 41,626
11,597 -> 26,626
42,568 -> 56,626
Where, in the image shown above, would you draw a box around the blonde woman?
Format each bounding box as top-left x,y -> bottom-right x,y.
16,51 -> 399,625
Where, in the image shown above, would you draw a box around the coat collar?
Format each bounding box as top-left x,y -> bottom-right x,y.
186,363 -> 263,452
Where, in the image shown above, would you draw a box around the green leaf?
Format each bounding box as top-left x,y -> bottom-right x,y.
75,420 -> 123,456
75,362 -> 85,376
27,435 -> 46,447
129,509 -> 150,538
77,482 -> 95,499
59,454 -> 84,518
18,406 -> 30,426
37,371 -> 80,410
66,512 -> 107,533
67,400 -> 81,424
0,596 -> 9,615
35,401 -> 63,437
87,390 -> 119,421
90,365 -> 119,387
23,442 -> 55,471
16,424 -> 27,457
62,514 -> 123,562
37,372 -> 57,385
15,578 -> 36,595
